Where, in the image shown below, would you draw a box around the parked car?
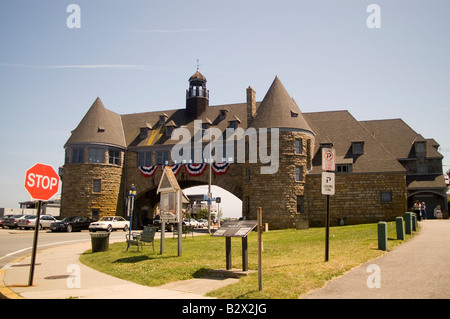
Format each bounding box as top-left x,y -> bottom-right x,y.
183,218 -> 200,228
197,219 -> 208,228
18,215 -> 57,230
0,215 -> 15,229
51,216 -> 95,232
2,215 -> 24,229
17,215 -> 38,229
89,216 -> 129,232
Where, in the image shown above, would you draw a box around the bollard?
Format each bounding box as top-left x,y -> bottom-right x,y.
405,212 -> 412,235
412,214 -> 417,231
378,221 -> 388,251
395,217 -> 405,240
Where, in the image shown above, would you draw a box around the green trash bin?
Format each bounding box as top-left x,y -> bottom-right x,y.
90,232 -> 110,252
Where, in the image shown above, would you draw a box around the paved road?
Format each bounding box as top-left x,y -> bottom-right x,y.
303,220 -> 450,299
0,228 -> 130,268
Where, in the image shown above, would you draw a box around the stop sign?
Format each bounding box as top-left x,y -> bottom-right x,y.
24,163 -> 60,201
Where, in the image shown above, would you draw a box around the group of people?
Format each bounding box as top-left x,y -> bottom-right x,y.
414,200 -> 443,220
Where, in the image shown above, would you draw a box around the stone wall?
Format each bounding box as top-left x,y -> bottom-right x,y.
305,172 -> 407,227
242,131 -> 314,229
60,151 -> 125,218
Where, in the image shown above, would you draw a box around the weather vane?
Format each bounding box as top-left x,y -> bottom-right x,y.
196,59 -> 200,70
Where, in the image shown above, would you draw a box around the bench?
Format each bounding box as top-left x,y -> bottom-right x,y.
126,226 -> 157,251
173,225 -> 194,239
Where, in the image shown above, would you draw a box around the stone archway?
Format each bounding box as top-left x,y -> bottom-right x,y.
128,164 -> 243,228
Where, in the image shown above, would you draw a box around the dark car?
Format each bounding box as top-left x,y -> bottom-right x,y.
0,215 -> 15,228
3,214 -> 24,229
50,216 -> 94,232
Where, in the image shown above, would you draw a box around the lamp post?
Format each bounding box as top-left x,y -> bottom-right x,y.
128,184 -> 136,239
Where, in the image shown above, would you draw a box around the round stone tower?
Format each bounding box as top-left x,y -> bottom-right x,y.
243,76 -> 315,229
60,97 -> 126,220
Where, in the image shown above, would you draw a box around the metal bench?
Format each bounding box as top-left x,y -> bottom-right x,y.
126,226 -> 157,251
173,225 -> 194,239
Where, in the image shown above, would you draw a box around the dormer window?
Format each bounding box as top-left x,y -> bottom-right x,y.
352,141 -> 364,155
291,111 -> 299,118
219,109 -> 228,120
165,120 -> 177,137
229,121 -> 238,129
228,115 -> 241,129
415,141 -> 426,154
159,113 -> 168,125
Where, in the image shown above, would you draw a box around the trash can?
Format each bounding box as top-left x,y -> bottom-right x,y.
90,232 -> 110,252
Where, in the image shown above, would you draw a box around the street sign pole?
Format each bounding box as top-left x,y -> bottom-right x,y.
24,163 -> 60,286
28,200 -> 42,286
325,195 -> 330,262
321,148 -> 335,262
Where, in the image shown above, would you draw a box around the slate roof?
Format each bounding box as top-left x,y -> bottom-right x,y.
249,76 -> 313,134
64,97 -> 126,149
303,111 -> 406,174
360,119 -> 443,160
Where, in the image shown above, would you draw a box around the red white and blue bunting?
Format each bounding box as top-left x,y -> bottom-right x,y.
167,164 -> 182,176
138,163 -> 231,177
138,165 -> 158,177
211,162 -> 231,175
185,163 -> 208,176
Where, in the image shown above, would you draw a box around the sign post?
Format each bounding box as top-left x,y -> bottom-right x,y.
321,148 -> 335,262
24,163 -> 60,286
157,166 -> 183,256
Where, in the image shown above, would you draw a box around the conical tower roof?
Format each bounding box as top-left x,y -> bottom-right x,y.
64,97 -> 126,148
189,69 -> 207,82
250,76 -> 313,133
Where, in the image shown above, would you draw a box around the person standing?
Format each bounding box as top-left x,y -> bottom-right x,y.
414,200 -> 421,221
421,202 -> 427,220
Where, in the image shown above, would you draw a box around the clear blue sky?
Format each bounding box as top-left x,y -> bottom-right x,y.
1,1 -> 449,218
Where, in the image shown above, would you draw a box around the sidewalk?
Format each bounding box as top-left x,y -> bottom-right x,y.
303,219 -> 450,299
0,235 -> 238,299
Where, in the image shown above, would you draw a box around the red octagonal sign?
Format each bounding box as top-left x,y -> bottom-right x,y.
24,163 -> 60,201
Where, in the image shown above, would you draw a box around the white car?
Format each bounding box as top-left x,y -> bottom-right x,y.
197,219 -> 208,228
184,218 -> 200,228
18,215 -> 57,230
89,216 -> 129,232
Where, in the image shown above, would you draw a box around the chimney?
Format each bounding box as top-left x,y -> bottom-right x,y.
246,86 -> 256,127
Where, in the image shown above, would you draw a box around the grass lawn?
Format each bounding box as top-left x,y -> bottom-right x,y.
79,222 -> 415,299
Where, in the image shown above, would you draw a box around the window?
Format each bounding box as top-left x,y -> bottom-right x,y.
166,126 -> 174,137
297,196 -> 304,213
65,149 -> 70,165
417,164 -> 428,174
352,142 -> 364,155
336,164 -> 352,173
140,128 -> 148,139
415,141 -> 426,154
380,191 -> 392,203
109,149 -> 121,166
229,121 -> 238,129
93,179 -> 101,193
295,166 -> 303,181
156,150 -> 170,165
88,148 -> 105,163
71,148 -> 84,164
92,209 -> 100,220
138,151 -> 152,166
159,115 -> 166,125
295,139 -> 303,154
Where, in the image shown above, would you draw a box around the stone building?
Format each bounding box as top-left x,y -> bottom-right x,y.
60,70 -> 447,229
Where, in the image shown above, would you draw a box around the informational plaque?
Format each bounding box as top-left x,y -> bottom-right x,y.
212,220 -> 258,238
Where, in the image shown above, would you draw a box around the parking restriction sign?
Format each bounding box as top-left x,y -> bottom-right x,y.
322,148 -> 336,171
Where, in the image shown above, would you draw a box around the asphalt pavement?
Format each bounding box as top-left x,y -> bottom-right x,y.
1,220 -> 449,299
303,219 -> 450,299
